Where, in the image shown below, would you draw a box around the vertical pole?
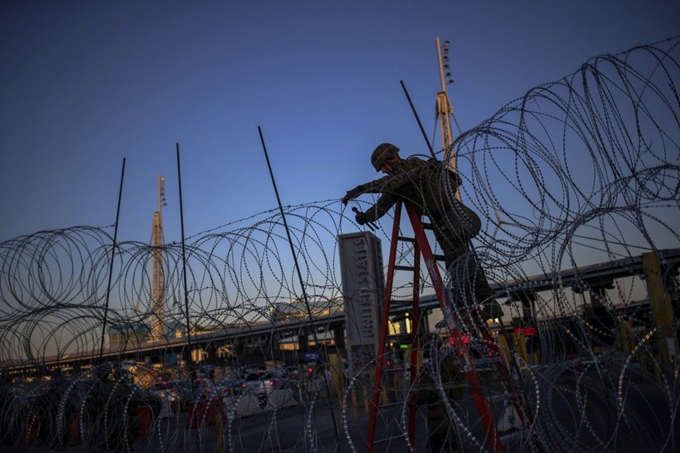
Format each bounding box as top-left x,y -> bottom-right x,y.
99,158 -> 126,361
407,237 -> 420,453
400,80 -> 435,159
176,143 -> 194,382
257,127 -> 342,451
643,251 -> 678,365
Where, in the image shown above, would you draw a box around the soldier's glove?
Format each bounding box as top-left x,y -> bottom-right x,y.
342,185 -> 365,205
352,207 -> 378,231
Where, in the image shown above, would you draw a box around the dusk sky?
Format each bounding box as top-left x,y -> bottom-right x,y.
2,1 -> 679,245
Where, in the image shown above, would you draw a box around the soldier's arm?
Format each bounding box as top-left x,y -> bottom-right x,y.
342,175 -> 391,205
362,192 -> 399,222
362,159 -> 435,222
356,175 -> 392,194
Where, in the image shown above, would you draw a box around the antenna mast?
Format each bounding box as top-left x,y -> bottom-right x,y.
150,173 -> 167,341
435,37 -> 460,200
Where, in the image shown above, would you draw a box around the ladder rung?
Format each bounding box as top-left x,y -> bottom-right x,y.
421,222 -> 434,230
374,433 -> 407,444
396,236 -> 416,243
394,265 -> 415,271
490,392 -> 520,401
377,401 -> 402,410
472,356 -> 505,365
472,356 -> 505,372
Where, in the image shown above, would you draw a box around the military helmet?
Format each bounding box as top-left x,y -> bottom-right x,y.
371,143 -> 400,172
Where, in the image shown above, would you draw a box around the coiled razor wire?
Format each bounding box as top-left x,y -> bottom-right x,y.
0,36 -> 679,452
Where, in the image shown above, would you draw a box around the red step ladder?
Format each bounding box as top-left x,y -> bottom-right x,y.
365,201 -> 543,453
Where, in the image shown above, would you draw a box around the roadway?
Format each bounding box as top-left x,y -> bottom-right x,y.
4,366 -> 677,453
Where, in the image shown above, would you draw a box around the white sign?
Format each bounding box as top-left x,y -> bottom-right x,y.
338,232 -> 385,371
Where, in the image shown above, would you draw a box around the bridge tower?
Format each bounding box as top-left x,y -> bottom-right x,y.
150,174 -> 167,341
435,37 -> 460,201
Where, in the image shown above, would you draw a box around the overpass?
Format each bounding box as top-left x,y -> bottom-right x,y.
3,248 -> 678,375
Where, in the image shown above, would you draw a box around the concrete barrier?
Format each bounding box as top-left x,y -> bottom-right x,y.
185,400 -> 229,429
19,414 -> 39,445
67,412 -> 81,445
137,406 -> 153,436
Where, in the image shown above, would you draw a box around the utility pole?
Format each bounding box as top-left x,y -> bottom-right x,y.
150,174 -> 167,341
435,37 -> 460,200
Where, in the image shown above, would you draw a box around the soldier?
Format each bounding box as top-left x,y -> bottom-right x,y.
342,143 -> 502,322
417,335 -> 466,453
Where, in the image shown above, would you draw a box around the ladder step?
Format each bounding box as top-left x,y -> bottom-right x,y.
374,433 -> 407,444
471,356 -> 505,366
383,367 -> 407,374
472,357 -> 507,372
377,401 -> 402,410
394,265 -> 415,271
489,391 -> 521,401
396,236 -> 416,243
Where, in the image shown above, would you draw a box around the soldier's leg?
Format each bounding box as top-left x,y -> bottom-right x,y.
432,223 -> 503,326
466,253 -> 504,321
429,231 -> 477,329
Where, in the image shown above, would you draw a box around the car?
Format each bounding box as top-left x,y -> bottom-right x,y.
239,372 -> 291,408
224,371 -> 298,416
148,381 -> 177,394
192,378 -> 247,402
213,379 -> 243,398
283,365 -> 300,379
241,371 -> 280,391
238,363 -> 267,377
172,379 -> 211,411
148,381 -> 180,416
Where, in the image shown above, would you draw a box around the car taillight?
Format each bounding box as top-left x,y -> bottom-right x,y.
268,380 -> 275,386
307,367 -> 313,374
241,383 -> 247,388
172,389 -> 179,394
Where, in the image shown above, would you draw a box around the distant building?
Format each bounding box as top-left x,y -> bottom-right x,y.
269,297 -> 344,322
108,323 -> 151,349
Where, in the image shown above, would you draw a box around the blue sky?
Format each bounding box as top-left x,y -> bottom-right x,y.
1,1 -> 679,245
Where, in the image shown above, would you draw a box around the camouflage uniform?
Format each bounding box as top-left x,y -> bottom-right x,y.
417,349 -> 466,453
346,156 -> 495,307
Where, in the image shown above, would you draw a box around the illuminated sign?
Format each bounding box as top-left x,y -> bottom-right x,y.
513,327 -> 537,337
